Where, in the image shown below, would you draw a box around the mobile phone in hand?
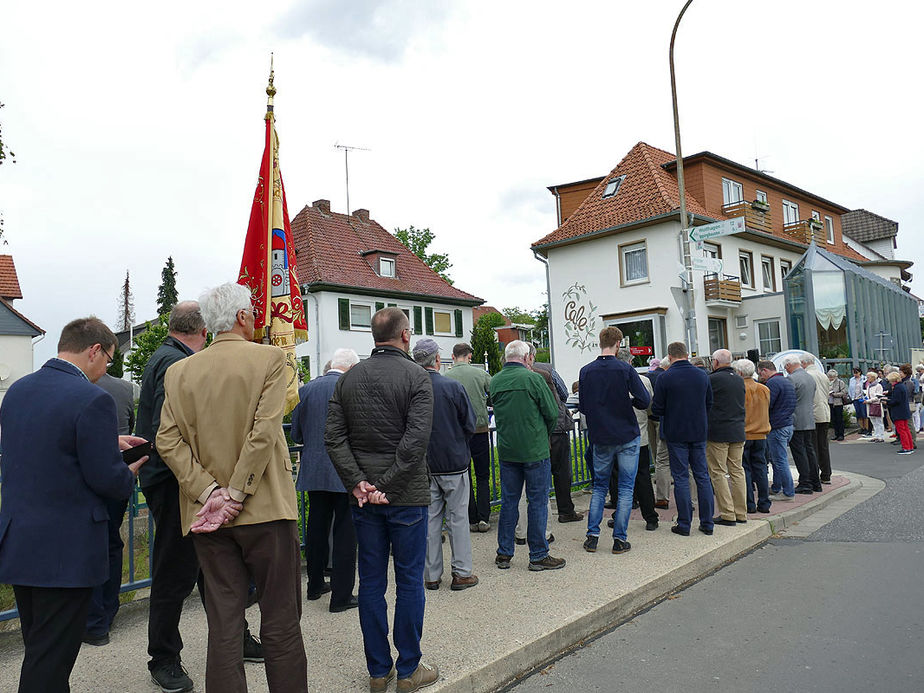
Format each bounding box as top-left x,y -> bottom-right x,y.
122,441 -> 152,464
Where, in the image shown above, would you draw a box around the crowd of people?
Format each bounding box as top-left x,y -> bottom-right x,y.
2,296 -> 921,693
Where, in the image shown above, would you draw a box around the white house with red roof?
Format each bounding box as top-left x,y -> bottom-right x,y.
532,143 -> 916,384
291,200 -> 483,373
0,255 -> 45,404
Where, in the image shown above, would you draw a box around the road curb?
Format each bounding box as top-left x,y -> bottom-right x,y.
441,474 -> 862,693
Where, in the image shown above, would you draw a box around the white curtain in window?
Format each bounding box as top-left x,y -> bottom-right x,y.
625,248 -> 647,281
812,272 -> 847,330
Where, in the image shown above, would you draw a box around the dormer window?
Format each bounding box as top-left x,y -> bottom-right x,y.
602,175 -> 626,199
379,257 -> 396,277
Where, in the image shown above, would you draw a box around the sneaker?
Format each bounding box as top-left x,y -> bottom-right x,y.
607,517 -> 615,528
370,666 -> 396,693
898,449 -> 915,455
612,538 -> 631,554
450,574 -> 479,591
528,555 -> 566,571
583,535 -> 598,552
495,553 -> 512,569
243,629 -> 263,663
150,660 -> 194,693
469,523 -> 480,532
558,511 -> 584,523
397,661 -> 440,692
477,520 -> 491,532
769,493 -> 794,502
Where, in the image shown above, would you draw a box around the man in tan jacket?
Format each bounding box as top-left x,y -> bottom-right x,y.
733,359 -> 772,514
158,282 -> 307,693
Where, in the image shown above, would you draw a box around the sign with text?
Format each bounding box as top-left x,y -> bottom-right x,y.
687,217 -> 746,243
691,256 -> 724,274
629,346 -> 653,356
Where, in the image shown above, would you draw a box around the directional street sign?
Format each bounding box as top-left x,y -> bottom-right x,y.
691,256 -> 724,274
686,217 -> 746,244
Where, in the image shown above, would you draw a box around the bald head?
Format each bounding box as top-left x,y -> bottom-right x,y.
712,349 -> 732,367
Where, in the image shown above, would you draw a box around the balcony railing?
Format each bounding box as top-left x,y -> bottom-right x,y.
703,273 -> 742,303
782,219 -> 826,245
722,200 -> 772,234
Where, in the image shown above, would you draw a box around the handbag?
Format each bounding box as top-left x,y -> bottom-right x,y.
868,401 -> 882,417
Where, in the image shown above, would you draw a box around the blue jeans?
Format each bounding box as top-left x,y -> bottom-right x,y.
497,459 -> 551,562
767,425 -> 795,497
586,437 -> 641,541
666,442 -> 714,532
741,439 -> 771,513
351,505 -> 427,679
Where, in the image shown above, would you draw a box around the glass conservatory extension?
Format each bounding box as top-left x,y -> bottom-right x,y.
783,243 -> 919,374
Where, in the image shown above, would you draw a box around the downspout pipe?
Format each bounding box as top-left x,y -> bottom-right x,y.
532,249 -> 555,369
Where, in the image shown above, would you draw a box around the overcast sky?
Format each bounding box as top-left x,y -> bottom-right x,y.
2,0 -> 921,367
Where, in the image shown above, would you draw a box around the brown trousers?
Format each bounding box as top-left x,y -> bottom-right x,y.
193,520 -> 307,693
706,441 -> 747,521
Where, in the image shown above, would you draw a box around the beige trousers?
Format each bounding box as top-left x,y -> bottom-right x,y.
706,441 -> 747,521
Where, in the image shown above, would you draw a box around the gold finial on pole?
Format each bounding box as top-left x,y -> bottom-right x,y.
266,53 -> 276,109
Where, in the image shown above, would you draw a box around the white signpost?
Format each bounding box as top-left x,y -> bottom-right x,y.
687,217 -> 746,244
691,256 -> 724,274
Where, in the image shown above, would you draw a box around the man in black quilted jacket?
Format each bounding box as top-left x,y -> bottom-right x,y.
325,307 -> 438,693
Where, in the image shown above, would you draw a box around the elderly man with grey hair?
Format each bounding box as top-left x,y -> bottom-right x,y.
290,347 -> 361,612
734,359 -> 772,514
802,354 -> 833,484
158,283 -> 307,692
412,339 -> 479,592
706,349 -> 747,525
784,354 -> 821,494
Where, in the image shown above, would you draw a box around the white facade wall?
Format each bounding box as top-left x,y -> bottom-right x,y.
0,335 -> 35,405
296,291 -> 475,378
863,264 -> 903,285
546,223 -> 808,385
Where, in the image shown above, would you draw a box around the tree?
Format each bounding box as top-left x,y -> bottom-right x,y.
156,256 -> 178,316
106,344 -> 124,378
501,306 -> 534,324
470,312 -> 505,375
0,101 -> 15,245
393,225 -> 453,284
125,314 -> 169,384
117,270 -> 135,332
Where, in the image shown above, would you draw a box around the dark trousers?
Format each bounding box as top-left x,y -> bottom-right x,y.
632,446 -> 658,523
85,495 -> 128,637
790,429 -> 821,490
306,490 -> 357,605
741,439 -> 771,512
667,441 -> 715,532
814,422 -> 832,482
830,405 -> 845,439
14,584 -> 92,693
549,432 -> 575,515
193,520 -> 307,693
468,432 -> 492,524
145,477 -> 207,669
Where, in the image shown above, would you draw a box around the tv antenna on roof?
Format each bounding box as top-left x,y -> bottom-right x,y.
334,143 -> 370,215
754,155 -> 773,176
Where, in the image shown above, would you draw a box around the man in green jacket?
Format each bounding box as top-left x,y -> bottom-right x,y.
490,340 -> 566,572
446,343 -> 494,532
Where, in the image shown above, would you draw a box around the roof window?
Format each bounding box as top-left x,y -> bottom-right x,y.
602,175 -> 626,199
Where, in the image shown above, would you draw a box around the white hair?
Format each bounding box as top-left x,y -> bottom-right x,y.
827,369 -> 839,377
732,359 -> 755,378
866,371 -> 878,379
505,340 -> 530,361
782,354 -> 803,368
799,353 -> 815,366
330,348 -> 359,371
712,349 -> 732,366
617,347 -> 633,363
199,283 -> 252,333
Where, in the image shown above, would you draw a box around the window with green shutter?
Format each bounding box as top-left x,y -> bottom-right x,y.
413,306 -> 423,334
454,309 -> 463,337
375,301 -> 385,312
338,298 -> 350,330
424,307 -> 434,335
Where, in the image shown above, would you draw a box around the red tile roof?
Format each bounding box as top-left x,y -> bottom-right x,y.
291,201 -> 483,305
0,255 -> 23,300
531,142 -> 873,265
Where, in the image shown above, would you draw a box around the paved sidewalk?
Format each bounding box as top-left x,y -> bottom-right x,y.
0,467 -> 871,693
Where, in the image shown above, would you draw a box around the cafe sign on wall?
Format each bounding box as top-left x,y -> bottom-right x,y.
561,282 -> 598,353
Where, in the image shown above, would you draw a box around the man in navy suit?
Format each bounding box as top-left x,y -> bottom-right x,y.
0,317 -> 148,692
651,341 -> 715,536
290,347 -> 360,611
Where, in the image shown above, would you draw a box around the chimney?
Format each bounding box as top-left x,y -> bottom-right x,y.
352,209 -> 370,223
313,199 -> 331,214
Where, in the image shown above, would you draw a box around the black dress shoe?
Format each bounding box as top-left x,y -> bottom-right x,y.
712,517 -> 737,527
698,526 -> 714,535
330,596 -> 359,613
82,632 -> 109,647
645,520 -> 659,531
515,537 -> 526,545
795,487 -> 813,495
306,582 -> 332,600
604,500 -> 617,509
670,525 -> 690,536
812,486 -> 823,493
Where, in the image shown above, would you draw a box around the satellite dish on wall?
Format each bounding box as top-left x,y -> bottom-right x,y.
0,363 -> 11,381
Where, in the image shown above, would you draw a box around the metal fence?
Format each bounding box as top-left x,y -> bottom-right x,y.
0,417 -> 592,623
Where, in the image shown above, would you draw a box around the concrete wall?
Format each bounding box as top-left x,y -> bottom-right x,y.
296,291 -> 475,378
0,335 -> 34,405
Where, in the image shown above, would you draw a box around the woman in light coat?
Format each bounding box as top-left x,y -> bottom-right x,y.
865,371 -> 885,442
827,370 -> 849,441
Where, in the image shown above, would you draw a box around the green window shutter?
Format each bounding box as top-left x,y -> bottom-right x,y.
413,306 -> 423,334
338,298 -> 350,330
454,309 -> 463,338
387,302 -> 397,307
375,301 -> 385,312
425,307 -> 434,335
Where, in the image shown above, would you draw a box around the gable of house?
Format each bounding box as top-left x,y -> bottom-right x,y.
0,255 -> 24,301
0,297 -> 43,337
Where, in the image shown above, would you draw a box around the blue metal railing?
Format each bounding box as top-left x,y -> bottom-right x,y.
0,417 -> 592,622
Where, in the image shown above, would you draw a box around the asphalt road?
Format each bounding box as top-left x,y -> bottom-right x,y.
508,435 -> 924,693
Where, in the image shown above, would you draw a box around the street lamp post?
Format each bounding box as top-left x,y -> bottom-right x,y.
670,0 -> 698,355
